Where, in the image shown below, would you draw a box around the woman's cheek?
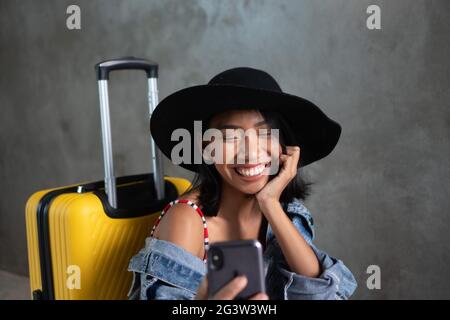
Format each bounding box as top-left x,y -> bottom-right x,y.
263,136 -> 282,157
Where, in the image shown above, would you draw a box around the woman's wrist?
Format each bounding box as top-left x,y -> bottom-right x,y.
258,198 -> 282,217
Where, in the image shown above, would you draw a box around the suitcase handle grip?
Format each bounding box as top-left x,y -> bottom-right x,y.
96,57 -> 164,207
95,57 -> 158,80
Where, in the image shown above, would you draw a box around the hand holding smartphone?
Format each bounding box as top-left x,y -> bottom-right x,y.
206,240 -> 266,300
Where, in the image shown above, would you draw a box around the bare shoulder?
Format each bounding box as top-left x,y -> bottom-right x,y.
152,193 -> 204,260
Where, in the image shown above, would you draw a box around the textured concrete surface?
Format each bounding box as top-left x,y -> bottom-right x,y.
0,0 -> 449,299
0,270 -> 29,300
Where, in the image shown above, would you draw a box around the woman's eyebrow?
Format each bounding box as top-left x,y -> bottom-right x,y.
217,120 -> 268,130
254,120 -> 269,127
217,124 -> 241,130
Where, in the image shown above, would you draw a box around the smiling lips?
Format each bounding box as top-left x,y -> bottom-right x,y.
234,163 -> 270,177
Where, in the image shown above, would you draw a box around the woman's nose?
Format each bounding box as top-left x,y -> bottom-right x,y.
237,130 -> 260,163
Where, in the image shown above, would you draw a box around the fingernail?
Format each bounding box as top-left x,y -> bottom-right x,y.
238,275 -> 247,286
257,293 -> 269,300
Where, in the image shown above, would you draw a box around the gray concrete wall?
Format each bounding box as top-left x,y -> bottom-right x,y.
0,0 -> 449,299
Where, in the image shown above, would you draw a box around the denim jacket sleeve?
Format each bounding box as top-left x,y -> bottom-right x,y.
127,237 -> 206,300
264,198 -> 357,300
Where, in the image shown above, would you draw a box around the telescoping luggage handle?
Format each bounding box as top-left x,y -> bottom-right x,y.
95,57 -> 165,208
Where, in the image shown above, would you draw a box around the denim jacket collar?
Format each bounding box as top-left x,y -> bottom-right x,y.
267,198 -> 315,244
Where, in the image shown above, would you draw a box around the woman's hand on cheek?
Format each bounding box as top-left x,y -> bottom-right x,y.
256,146 -> 300,211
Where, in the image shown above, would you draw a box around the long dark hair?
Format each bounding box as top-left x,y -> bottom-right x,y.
184,109 -> 313,217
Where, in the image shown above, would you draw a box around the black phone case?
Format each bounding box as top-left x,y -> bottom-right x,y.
207,239 -> 266,300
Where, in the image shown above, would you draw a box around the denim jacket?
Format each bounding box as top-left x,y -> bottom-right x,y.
127,198 -> 357,300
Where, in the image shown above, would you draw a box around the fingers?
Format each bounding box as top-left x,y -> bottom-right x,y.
279,154 -> 289,162
196,275 -> 268,300
213,275 -> 248,300
285,146 -> 300,157
248,292 -> 269,300
279,146 -> 300,178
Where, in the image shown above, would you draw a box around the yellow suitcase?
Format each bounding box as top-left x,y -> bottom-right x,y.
25,58 -> 190,299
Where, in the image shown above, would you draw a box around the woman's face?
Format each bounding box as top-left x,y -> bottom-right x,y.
206,109 -> 282,195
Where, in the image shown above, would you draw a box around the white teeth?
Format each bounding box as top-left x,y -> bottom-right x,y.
235,164 -> 266,177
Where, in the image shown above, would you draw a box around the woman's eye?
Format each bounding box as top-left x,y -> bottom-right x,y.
258,131 -> 271,138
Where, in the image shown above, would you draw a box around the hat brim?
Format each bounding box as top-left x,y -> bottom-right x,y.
150,84 -> 341,172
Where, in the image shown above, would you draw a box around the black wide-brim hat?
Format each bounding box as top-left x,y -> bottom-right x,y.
150,67 -> 341,172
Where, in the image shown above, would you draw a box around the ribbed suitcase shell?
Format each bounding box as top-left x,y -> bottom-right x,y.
26,176 -> 190,299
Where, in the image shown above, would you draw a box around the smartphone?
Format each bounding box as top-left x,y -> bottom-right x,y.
207,239 -> 266,300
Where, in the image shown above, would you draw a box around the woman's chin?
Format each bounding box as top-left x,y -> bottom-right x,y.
234,180 -> 268,195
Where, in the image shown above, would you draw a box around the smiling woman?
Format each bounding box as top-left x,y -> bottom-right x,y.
193,109 -> 311,219
127,67 -> 357,300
